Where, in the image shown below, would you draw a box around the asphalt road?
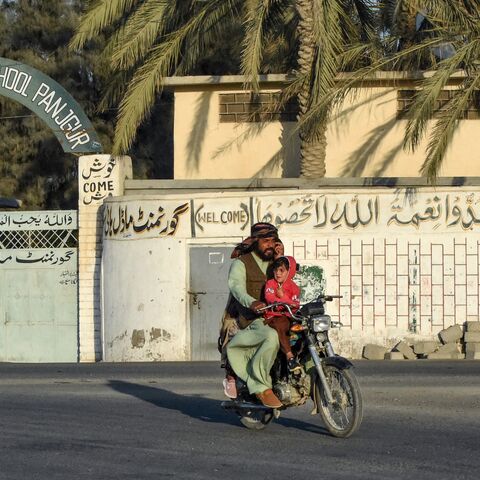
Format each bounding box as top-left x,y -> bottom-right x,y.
0,361 -> 479,480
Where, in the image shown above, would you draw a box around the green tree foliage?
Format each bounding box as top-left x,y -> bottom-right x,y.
0,0 -> 176,209
0,0 -> 116,209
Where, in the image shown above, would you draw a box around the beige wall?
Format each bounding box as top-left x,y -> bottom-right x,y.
174,89 -> 300,179
172,82 -> 480,179
327,87 -> 480,177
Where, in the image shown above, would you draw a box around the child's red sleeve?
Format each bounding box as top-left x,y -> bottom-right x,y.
264,279 -> 277,304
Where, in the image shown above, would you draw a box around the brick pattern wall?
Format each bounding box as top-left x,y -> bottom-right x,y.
397,89 -> 480,120
289,236 -> 480,336
78,207 -> 103,361
219,92 -> 298,123
78,155 -> 132,362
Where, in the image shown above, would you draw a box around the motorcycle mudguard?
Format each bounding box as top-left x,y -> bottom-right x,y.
323,355 -> 353,370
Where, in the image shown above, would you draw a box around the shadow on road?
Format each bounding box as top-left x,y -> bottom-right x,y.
276,416 -> 330,436
108,380 -> 331,434
108,380 -> 239,426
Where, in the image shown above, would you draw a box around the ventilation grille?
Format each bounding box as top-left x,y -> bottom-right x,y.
0,229 -> 78,249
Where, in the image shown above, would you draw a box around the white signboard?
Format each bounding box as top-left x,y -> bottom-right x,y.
0,211 -> 77,231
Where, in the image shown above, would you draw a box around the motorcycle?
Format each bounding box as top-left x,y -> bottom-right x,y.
221,295 -> 363,438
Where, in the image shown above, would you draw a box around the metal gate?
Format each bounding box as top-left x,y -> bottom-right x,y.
189,246 -> 232,360
0,210 -> 78,362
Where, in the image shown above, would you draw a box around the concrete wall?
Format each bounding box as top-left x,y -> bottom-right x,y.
102,183 -> 480,360
78,155 -> 132,361
169,75 -> 480,180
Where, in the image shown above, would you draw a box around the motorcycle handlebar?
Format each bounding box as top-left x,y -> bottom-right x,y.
255,302 -> 295,316
255,295 -> 343,318
318,294 -> 343,301
255,295 -> 343,313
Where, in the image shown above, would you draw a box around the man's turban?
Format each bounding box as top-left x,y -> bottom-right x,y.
231,222 -> 278,258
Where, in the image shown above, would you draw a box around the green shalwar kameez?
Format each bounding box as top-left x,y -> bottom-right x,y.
226,253 -> 279,394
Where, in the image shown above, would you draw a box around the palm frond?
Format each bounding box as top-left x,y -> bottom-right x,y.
178,0 -> 242,75
112,41 -> 179,154
304,0 -> 374,139
301,34 -> 449,131
70,0 -> 140,50
241,0 -> 279,91
421,74 -> 480,179
421,0 -> 480,33
112,5 -> 225,153
96,69 -> 133,112
111,0 -> 170,70
404,38 -> 480,151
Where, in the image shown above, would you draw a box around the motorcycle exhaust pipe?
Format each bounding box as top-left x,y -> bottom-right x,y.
220,400 -> 273,412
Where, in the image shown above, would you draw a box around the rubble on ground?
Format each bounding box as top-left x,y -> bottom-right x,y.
362,321 -> 480,360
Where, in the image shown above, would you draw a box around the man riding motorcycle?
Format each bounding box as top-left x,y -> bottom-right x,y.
226,222 -> 283,409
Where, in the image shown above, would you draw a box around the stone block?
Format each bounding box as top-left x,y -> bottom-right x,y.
464,332 -> 480,343
413,341 -> 439,355
436,343 -> 459,354
426,352 -> 454,359
466,321 -> 480,332
427,351 -> 464,359
465,343 -> 480,354
466,351 -> 480,360
384,352 -> 405,360
363,344 -> 388,360
438,325 -> 463,344
392,341 -> 417,360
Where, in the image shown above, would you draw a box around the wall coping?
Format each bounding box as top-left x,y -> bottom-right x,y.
124,177 -> 480,195
163,71 -> 468,89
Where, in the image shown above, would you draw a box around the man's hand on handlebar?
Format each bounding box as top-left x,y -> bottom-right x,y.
250,301 -> 267,314
254,302 -> 296,318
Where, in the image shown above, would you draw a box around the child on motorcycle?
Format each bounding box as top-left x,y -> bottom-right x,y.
264,255 -> 302,373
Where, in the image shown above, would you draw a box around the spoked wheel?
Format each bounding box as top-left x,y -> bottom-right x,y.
315,365 -> 363,438
239,409 -> 275,431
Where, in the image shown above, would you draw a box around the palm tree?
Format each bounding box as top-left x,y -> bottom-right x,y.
312,0 -> 479,179
296,0 -> 328,177
71,0 -> 375,178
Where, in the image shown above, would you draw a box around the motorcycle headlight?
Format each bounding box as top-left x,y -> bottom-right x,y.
312,315 -> 331,332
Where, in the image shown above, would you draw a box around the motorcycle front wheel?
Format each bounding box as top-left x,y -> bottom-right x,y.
315,365 -> 363,438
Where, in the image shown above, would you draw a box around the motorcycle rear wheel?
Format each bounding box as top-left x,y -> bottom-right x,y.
315,365 -> 363,438
239,410 -> 274,430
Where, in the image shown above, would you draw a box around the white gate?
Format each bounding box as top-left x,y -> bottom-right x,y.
0,210 -> 78,362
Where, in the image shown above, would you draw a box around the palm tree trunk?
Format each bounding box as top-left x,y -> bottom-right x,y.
395,1 -> 419,51
296,0 -> 327,178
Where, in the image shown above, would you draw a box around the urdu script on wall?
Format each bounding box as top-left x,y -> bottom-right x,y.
102,191 -> 480,240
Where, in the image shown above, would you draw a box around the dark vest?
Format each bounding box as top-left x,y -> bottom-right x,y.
229,252 -> 269,327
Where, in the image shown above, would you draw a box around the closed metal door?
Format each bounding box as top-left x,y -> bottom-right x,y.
0,211 -> 78,362
189,246 -> 232,360
0,257 -> 78,362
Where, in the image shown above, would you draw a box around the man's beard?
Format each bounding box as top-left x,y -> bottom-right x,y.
255,247 -> 275,261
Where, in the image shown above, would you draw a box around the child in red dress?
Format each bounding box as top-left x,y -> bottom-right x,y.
264,256 -> 302,372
